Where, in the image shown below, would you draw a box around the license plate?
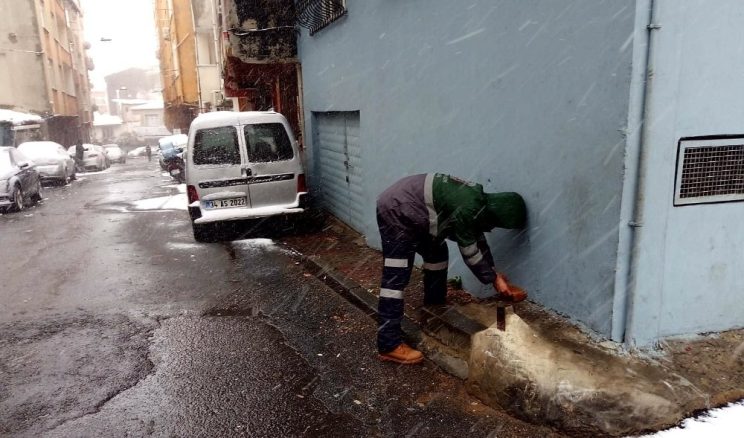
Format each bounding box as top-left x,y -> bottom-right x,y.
204,197 -> 247,209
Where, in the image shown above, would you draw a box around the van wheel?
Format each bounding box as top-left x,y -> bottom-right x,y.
193,222 -> 216,243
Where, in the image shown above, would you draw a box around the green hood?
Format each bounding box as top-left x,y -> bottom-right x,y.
475,192 -> 527,231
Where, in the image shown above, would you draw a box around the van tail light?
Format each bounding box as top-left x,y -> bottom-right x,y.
187,185 -> 199,204
297,174 -> 307,193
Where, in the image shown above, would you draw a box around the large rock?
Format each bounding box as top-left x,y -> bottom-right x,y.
462,305 -> 707,436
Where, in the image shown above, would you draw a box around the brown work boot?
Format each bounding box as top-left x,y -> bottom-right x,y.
379,343 -> 424,365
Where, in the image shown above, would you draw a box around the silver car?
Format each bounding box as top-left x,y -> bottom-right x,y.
68,144 -> 107,172
0,146 -> 42,212
103,144 -> 126,164
18,141 -> 76,184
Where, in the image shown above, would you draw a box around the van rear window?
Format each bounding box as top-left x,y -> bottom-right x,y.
244,123 -> 294,163
193,127 -> 240,165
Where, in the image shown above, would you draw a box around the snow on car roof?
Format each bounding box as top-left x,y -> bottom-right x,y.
189,111 -> 285,131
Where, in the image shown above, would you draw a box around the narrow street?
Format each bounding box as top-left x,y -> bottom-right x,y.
0,159 -> 561,437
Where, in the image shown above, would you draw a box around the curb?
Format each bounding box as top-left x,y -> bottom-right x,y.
297,254 -> 484,348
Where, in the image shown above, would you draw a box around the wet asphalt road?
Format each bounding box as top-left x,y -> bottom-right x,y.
0,160 -> 562,437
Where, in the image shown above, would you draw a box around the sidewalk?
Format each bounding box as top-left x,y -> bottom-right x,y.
279,215 -> 744,437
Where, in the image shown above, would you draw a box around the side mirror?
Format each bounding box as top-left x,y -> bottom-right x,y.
19,161 -> 30,169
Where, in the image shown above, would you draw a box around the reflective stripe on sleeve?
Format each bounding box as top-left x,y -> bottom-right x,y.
465,251 -> 484,266
459,243 -> 478,257
422,261 -> 448,271
424,173 -> 438,236
384,258 -> 409,268
380,288 -> 404,299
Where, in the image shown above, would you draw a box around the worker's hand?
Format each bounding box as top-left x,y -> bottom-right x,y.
494,273 -> 510,294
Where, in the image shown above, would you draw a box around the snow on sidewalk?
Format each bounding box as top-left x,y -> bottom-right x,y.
637,400 -> 744,437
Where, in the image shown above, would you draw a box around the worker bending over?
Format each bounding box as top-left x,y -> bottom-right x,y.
376,173 -> 527,364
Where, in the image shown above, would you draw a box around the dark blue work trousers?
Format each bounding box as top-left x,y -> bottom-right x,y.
377,214 -> 449,353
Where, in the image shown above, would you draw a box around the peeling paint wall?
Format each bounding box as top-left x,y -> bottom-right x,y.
225,0 -> 296,62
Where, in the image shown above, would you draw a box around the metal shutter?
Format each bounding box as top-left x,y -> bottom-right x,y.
315,111 -> 365,232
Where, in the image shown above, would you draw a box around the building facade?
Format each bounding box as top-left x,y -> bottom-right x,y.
103,67 -> 162,116
155,0 -> 222,132
296,0 -> 744,347
0,0 -> 93,142
220,0 -> 303,141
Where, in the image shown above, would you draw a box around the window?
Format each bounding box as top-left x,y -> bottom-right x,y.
297,0 -> 347,35
144,114 -> 160,127
244,123 -> 294,162
193,126 -> 240,165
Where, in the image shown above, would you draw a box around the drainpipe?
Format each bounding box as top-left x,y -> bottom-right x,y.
615,0 -> 661,344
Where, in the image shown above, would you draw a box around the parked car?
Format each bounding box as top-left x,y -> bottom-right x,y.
185,111 -> 308,242
68,144 -> 107,172
127,146 -> 147,158
17,141 -> 76,185
0,146 -> 42,212
103,144 -> 126,164
91,144 -> 111,169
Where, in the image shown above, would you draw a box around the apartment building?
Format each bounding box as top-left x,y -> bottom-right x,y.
0,0 -> 93,142
155,0 -> 222,132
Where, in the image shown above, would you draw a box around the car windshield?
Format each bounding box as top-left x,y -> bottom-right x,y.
193,126 -> 240,165
244,123 -> 293,163
0,150 -> 12,172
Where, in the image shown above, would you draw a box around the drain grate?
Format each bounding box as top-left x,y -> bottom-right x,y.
675,137 -> 744,205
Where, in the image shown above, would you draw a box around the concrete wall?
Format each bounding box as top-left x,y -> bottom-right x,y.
0,0 -> 50,114
299,0 -> 637,337
626,0 -> 744,345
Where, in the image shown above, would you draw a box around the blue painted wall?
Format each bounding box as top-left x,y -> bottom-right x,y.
625,0 -> 744,345
298,0 -> 637,338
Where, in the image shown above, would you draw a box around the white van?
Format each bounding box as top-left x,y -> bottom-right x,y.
185,111 -> 308,241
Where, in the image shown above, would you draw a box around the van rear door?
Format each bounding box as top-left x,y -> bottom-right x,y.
241,121 -> 301,209
191,125 -> 251,209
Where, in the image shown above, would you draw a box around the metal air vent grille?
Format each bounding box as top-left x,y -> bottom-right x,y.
674,137 -> 744,206
296,0 -> 346,35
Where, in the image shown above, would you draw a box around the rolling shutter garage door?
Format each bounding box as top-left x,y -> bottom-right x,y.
315,111 -> 365,232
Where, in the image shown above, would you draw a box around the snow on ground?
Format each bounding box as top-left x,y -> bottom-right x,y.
232,238 -> 299,257
162,184 -> 186,193
232,238 -> 276,250
77,167 -> 113,176
130,193 -> 187,211
167,241 -> 203,251
637,400 -> 744,438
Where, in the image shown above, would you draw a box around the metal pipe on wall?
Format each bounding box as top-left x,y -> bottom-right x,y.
615,0 -> 661,344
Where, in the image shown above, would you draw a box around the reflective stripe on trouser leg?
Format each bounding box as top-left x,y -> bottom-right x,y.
421,239 -> 449,306
378,261 -> 413,353
376,211 -> 416,353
